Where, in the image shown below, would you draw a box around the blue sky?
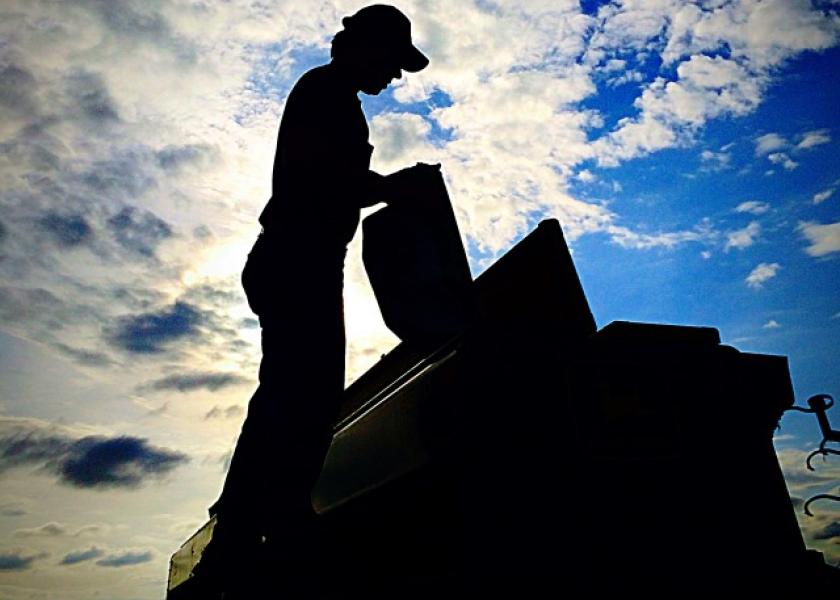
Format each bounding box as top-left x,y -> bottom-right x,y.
0,1 -> 839,597
574,45 -> 840,398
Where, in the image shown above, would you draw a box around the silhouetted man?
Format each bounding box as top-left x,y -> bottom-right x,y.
197,4 -> 433,594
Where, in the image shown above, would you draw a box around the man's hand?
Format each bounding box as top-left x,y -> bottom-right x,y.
389,162 -> 440,181
383,162 -> 441,206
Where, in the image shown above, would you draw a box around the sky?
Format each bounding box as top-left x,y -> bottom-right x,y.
1,0 -> 839,597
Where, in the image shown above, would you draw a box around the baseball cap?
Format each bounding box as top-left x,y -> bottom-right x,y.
341,4 -> 429,72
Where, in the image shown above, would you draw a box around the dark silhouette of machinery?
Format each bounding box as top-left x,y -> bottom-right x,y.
167,214 -> 838,597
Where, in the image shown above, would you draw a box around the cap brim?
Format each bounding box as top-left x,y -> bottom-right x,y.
401,44 -> 429,72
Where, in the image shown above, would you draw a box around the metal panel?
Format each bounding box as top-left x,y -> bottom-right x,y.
313,342 -> 461,512
362,169 -> 474,345
167,517 -> 217,592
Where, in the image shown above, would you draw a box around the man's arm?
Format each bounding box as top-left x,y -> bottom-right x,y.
358,163 -> 441,209
355,170 -> 389,208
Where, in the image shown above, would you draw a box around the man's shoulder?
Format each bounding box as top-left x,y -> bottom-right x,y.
290,64 -> 339,98
285,64 -> 359,121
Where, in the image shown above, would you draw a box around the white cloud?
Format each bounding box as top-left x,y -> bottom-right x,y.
14,522 -> 68,537
746,262 -> 781,289
566,1 -> 839,174
701,149 -> 731,170
594,55 -> 763,165
725,221 -> 761,251
701,250 -> 712,260
735,200 -> 770,215
767,152 -> 798,170
369,112 -> 436,169
753,127 -> 830,172
587,0 -> 838,167
588,2 -> 671,54
592,112 -> 678,166
754,133 -> 788,156
678,53 -> 748,90
602,58 -> 627,72
813,189 -> 835,204
797,129 -> 831,150
605,223 -> 711,250
661,0 -> 840,68
799,221 -> 840,257
607,69 -> 645,87
763,319 -> 780,329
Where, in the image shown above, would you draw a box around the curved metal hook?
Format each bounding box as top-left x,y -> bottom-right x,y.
809,394 -> 835,411
805,441 -> 840,471
804,494 -> 840,517
786,394 -> 835,414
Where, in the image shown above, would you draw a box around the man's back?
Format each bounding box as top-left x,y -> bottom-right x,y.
260,63 -> 372,249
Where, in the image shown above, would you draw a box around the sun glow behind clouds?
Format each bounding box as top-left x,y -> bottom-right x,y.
181,237 -> 254,285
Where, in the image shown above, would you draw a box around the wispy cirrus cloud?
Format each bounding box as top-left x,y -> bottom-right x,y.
797,129 -> 831,150
50,342 -> 116,368
204,405 -> 245,420
14,522 -> 67,537
14,522 -> 108,538
605,222 -> 714,250
813,189 -> 835,205
138,371 -> 248,393
735,201 -> 770,215
700,148 -> 731,171
811,186 -> 840,204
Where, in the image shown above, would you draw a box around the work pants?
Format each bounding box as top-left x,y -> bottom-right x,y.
211,242 -> 346,542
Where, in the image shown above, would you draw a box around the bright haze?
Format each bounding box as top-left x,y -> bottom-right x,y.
1,1 -> 839,597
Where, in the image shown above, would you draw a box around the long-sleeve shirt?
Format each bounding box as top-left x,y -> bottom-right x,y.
259,62 -> 378,252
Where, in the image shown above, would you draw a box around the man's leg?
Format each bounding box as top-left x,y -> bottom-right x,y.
200,308 -> 345,590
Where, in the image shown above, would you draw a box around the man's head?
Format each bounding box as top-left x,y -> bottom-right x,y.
331,4 -> 428,95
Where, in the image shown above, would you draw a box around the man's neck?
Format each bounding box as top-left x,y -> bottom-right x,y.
327,60 -> 362,95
